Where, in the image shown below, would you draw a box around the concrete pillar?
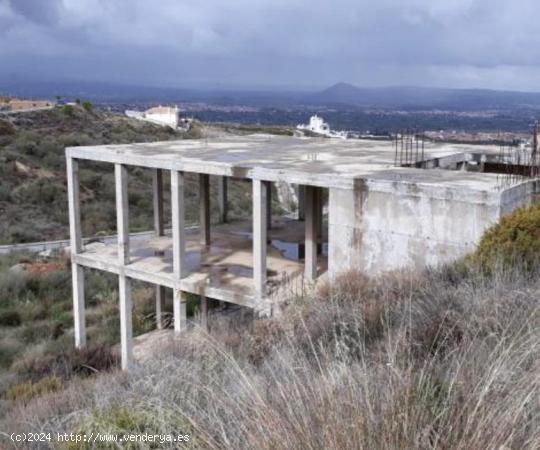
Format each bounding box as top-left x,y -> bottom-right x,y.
71,263 -> 86,348
173,289 -> 187,335
199,174 -> 210,246
217,176 -> 228,223
67,157 -> 86,348
155,285 -> 166,330
297,185 -> 305,221
119,274 -> 133,370
305,186 -> 317,281
253,179 -> 267,299
200,296 -> 209,332
152,168 -> 164,236
265,181 -> 272,230
153,169 -> 165,329
115,164 -> 129,265
171,170 -> 186,279
67,157 -> 82,254
316,187 -> 324,255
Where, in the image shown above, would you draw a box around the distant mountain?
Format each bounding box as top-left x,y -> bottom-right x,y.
4,79 -> 540,112
312,82 -> 540,110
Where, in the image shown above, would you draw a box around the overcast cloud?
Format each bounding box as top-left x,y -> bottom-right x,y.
1,0 -> 540,91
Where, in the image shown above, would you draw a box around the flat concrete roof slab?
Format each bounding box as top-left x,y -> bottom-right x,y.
68,135 -> 505,190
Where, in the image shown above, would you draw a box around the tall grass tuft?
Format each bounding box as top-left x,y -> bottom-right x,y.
2,264 -> 540,449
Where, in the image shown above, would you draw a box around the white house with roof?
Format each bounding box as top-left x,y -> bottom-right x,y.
126,105 -> 180,128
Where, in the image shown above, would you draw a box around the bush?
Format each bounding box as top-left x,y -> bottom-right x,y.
0,338 -> 22,368
82,101 -> 92,112
472,201 -> 540,271
15,343 -> 119,382
0,309 -> 22,327
5,376 -> 62,403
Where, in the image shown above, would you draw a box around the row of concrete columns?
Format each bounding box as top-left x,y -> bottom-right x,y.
68,160 -> 281,370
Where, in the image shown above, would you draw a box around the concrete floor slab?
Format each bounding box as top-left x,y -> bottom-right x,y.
74,217 -> 327,307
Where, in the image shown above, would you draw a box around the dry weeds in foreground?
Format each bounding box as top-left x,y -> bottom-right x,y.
2,265 -> 540,449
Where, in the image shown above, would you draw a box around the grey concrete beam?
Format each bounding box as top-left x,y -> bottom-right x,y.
119,274 -> 133,370
171,170 -> 186,279
217,176 -> 228,223
153,169 -> 165,236
304,186 -> 317,281
73,253 -> 258,307
199,174 -> 211,246
115,164 -> 129,265
66,146 -> 357,190
72,263 -> 86,348
253,179 -> 267,299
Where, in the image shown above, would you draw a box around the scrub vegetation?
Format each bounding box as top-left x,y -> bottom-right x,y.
0,106 -> 266,244
1,108 -> 539,448
0,259 -> 539,449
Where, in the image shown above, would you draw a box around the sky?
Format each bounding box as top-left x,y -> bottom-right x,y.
2,0 -> 540,92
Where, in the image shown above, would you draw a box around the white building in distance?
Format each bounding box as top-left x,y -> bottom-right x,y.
297,115 -> 347,139
126,105 -> 180,128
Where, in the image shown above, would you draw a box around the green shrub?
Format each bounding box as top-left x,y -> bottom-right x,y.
0,338 -> 22,368
62,105 -> 74,116
15,343 -> 119,382
82,101 -> 93,112
17,321 -> 54,344
472,201 -> 540,272
5,375 -> 62,403
0,119 -> 15,136
0,309 -> 22,327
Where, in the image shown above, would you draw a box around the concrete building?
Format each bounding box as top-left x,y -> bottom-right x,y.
125,105 -> 180,128
297,115 -> 348,139
66,135 -> 539,369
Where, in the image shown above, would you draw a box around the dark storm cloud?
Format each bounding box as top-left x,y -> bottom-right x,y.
8,0 -> 63,25
1,0 -> 540,90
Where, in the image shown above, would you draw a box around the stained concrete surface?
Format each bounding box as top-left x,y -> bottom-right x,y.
78,217 -> 327,307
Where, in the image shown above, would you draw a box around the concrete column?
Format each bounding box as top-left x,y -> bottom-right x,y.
316,187 -> 324,255
173,289 -> 187,335
199,174 -> 211,246
115,164 -> 129,265
153,169 -> 165,329
253,179 -> 267,299
155,285 -> 166,329
200,296 -> 209,332
297,185 -> 305,221
217,176 -> 228,223
71,263 -> 86,348
171,170 -> 186,279
265,181 -> 272,230
67,157 -> 86,348
305,186 -> 317,281
119,274 -> 133,370
152,168 -> 164,236
67,157 -> 82,253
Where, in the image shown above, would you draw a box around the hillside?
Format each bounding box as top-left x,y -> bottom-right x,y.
0,106 -> 278,244
0,257 -> 539,449
313,82 -> 540,110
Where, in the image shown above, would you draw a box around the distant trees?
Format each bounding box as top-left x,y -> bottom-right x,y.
82,101 -> 93,112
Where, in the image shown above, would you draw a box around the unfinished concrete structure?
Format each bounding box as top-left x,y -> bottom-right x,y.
66,135 -> 539,369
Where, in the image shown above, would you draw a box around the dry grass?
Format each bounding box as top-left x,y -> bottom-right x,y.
2,264 -> 540,449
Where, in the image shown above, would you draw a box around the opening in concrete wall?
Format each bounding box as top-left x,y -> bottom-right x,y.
78,160 -> 117,238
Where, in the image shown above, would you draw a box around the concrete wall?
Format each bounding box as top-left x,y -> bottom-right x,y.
328,178 -> 538,276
